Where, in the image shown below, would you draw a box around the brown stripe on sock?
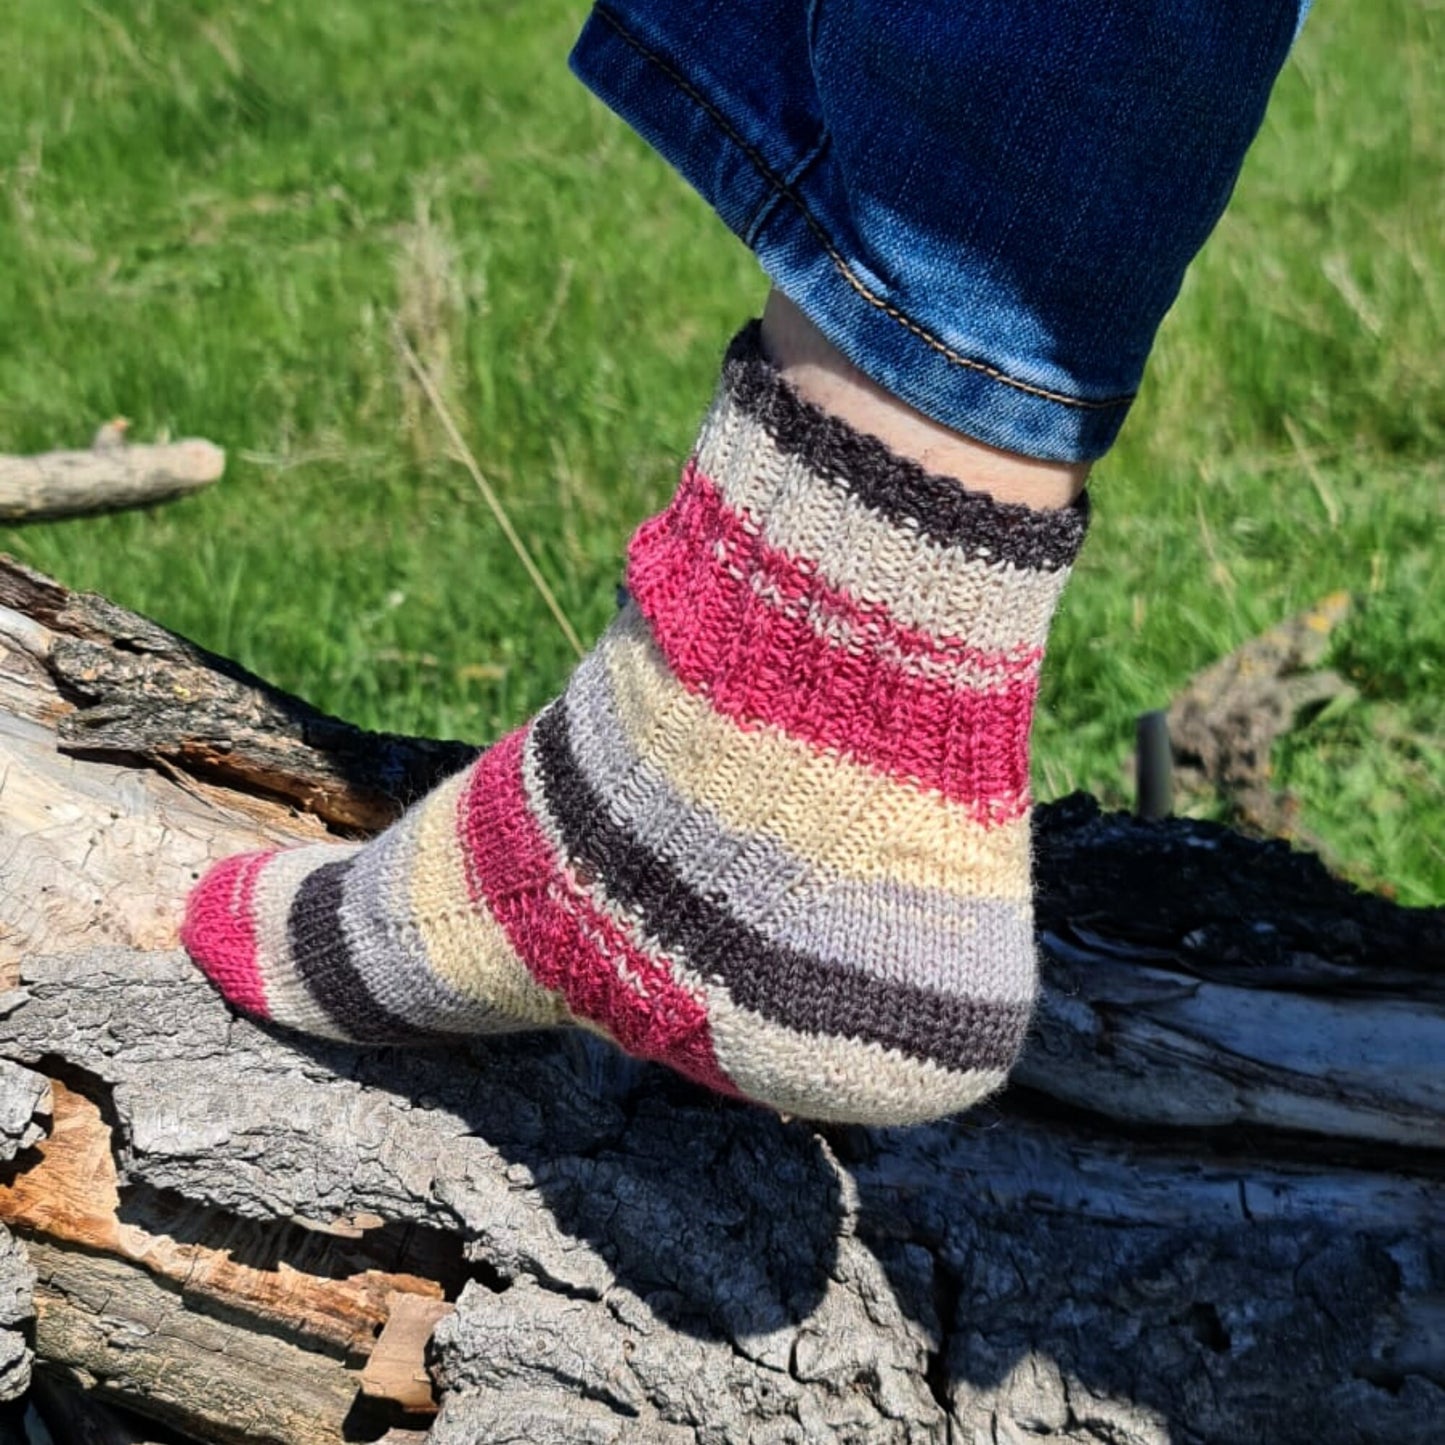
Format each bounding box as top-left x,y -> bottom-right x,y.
288,858 -> 444,1044
529,702 -> 1029,1074
721,321 -> 1089,573
695,390 -> 1073,655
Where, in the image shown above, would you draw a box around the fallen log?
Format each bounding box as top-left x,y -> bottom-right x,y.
0,555 -> 1441,1445
0,435 -> 224,522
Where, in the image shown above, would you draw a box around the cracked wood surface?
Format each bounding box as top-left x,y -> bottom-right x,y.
27,1238 -> 364,1445
0,1081 -> 449,1356
0,1224 -> 33,1404
0,555 -> 1442,1444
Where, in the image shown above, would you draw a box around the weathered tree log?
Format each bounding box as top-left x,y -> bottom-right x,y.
0,438 -> 224,523
0,554 -> 1441,1445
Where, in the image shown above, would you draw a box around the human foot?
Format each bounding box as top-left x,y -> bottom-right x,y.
183,322 -> 1087,1125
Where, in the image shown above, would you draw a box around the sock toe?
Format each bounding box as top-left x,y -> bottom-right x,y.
181,851 -> 273,1020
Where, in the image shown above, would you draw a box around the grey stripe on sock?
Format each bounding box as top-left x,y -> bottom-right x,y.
528,699 -> 1028,1075
336,806 -> 506,1035
287,858 -> 439,1044
564,644 -> 1034,1001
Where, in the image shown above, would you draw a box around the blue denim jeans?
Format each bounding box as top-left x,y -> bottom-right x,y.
571,2 -> 1309,462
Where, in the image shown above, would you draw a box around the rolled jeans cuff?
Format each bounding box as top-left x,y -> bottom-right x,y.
571,2 -> 1303,463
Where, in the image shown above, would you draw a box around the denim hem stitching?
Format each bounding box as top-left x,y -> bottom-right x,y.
591,5 -> 1135,413
744,135 -> 829,249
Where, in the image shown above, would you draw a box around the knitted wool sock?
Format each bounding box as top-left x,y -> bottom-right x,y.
182,323 -> 1087,1125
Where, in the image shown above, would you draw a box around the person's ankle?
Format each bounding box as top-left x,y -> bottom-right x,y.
760,290 -> 1090,511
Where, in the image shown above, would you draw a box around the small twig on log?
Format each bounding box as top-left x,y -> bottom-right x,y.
0,435 -> 225,523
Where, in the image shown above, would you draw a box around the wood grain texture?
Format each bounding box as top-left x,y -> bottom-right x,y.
362,1295 -> 457,1413
28,1241 -> 362,1445
0,554 -> 1441,1444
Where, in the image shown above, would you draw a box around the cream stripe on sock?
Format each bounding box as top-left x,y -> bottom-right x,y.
601,607 -> 1032,898
407,769 -> 569,1030
251,844 -> 364,1040
704,984 -> 1005,1127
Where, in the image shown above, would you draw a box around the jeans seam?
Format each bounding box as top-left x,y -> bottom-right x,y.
591,4 -> 1134,413
744,136 -> 829,248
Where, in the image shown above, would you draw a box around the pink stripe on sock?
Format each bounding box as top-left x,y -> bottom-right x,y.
627,463 -> 1037,818
181,851 -> 272,1018
676,460 -> 1043,685
455,727 -> 740,1098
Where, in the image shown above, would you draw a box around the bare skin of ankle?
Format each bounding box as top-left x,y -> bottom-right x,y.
760,291 -> 1090,510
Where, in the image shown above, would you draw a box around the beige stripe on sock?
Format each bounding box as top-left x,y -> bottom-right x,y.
406,768 -> 570,1030
600,609 -> 1032,900
503,783 -> 1007,1124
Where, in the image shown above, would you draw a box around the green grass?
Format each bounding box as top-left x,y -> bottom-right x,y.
2,1 -> 1441,904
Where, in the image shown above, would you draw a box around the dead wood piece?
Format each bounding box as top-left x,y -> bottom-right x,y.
1025,796 -> 1445,1143
0,554 -> 476,831
0,438 -> 224,523
3,944 -> 1440,1445
0,1082 -> 448,1358
1166,590 -> 1354,833
28,1241 -> 363,1445
361,1295 -> 457,1414
28,1372 -> 173,1445
0,438 -> 224,524
0,556 -> 1442,1445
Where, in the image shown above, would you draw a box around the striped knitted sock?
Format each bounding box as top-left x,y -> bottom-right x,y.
182,323 -> 1087,1125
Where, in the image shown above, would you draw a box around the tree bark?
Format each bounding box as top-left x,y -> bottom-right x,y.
0,555 -> 1441,1445
0,441 -> 224,523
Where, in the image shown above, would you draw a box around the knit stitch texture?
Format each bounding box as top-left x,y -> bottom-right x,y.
182,322 -> 1088,1125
